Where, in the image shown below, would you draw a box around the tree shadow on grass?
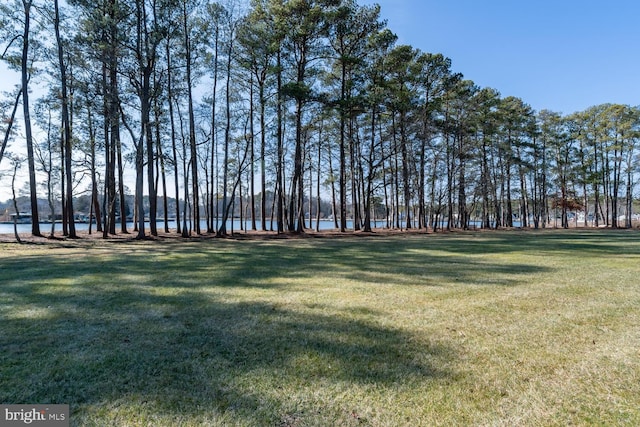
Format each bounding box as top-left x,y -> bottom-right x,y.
413,229 -> 640,256
280,237 -> 553,287
2,230 -> 626,424
0,245 -> 454,425
304,230 -> 637,288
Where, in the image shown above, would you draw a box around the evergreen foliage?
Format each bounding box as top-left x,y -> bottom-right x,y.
1,0 -> 639,237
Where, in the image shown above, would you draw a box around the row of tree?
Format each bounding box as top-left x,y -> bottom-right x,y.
1,0 -> 638,239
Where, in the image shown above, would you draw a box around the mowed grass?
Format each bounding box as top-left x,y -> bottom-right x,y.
0,230 -> 639,426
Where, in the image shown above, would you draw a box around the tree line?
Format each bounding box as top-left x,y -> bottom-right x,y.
1,0 -> 638,239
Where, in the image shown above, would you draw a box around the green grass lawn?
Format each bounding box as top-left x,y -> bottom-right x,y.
1,230 -> 639,426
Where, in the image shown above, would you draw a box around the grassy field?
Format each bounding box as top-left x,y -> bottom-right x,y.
0,229 -> 639,426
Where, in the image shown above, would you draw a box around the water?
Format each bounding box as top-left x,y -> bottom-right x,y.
0,219 -> 388,235
0,218 -> 533,235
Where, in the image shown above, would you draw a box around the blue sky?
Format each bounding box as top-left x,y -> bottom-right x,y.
2,1 -> 638,115
360,0 -> 640,115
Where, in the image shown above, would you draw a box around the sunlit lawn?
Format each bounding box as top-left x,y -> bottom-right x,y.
1,230 -> 639,426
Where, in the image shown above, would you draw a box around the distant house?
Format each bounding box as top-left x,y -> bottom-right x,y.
8,213 -> 32,224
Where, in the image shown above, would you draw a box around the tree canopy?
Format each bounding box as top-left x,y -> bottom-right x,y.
1,0 -> 639,238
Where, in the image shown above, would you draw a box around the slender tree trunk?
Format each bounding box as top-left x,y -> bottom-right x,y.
418,137 -> 426,230
11,160 -> 22,243
339,67 -> 347,232
21,0 -> 40,236
183,1 -> 199,234
0,89 -> 21,165
115,120 -> 127,233
217,29 -> 234,237
518,155 -> 528,228
135,130 -> 146,238
392,142 -> 401,228
316,119 -> 322,232
276,51 -> 284,234
481,137 -> 491,228
87,104 -> 102,234
612,142 -> 622,229
154,90 -> 170,233
176,102 -> 190,238
144,74 -> 157,236
505,163 -> 513,227
290,96 -> 305,234
209,25 -> 219,233
259,82 -> 267,231
363,108 -> 377,233
350,118 -> 361,231
54,0 -> 76,238
105,0 -> 119,237
101,63 -> 110,238
400,113 -> 411,229
249,75 -> 257,230
166,39 -> 181,234
328,141 -> 339,229
625,166 -> 633,229
458,133 -> 468,230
